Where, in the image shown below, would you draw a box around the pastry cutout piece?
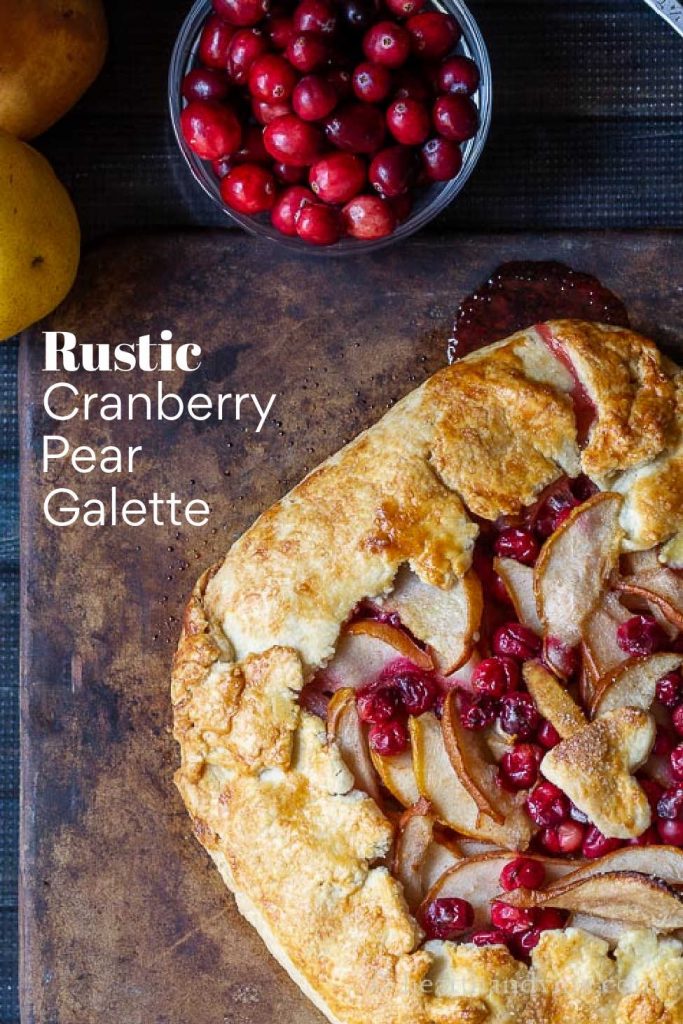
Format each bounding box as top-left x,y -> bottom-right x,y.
541,707 -> 655,839
534,493 -> 624,647
370,745 -> 420,808
555,845 -> 683,888
392,798 -> 435,910
591,652 -> 683,718
615,566 -> 683,630
321,621 -> 433,692
522,661 -> 587,740
493,557 -> 542,634
499,870 -> 683,932
662,531 -> 683,568
327,688 -> 382,804
378,566 -> 482,675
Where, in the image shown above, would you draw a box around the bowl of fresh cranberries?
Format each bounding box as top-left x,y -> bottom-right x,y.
169,0 -> 491,251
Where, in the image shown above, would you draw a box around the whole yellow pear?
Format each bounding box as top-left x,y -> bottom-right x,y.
0,130 -> 80,341
0,0 -> 108,140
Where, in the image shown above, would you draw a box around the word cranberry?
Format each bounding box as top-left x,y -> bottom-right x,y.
628,826 -> 658,847
252,98 -> 291,123
526,781 -> 569,827
264,113 -> 323,164
295,201 -> 342,244
437,55 -> 480,95
199,15 -> 236,67
286,31 -> 329,72
657,671 -> 683,708
493,622 -> 541,661
494,527 -> 539,566
540,820 -> 585,855
472,657 -> 510,699
406,11 -> 460,59
499,693 -> 539,739
342,194 -> 397,238
433,94 -> 478,141
472,929 -> 508,948
657,818 -> 683,844
227,29 -> 269,84
617,614 -> 667,657
394,670 -> 438,715
309,152 -> 366,202
537,720 -> 561,749
293,0 -> 338,35
386,98 -> 430,145
673,704 -> 683,737
394,67 -> 432,101
369,145 -> 416,196
182,68 -> 231,103
363,21 -> 412,67
357,683 -> 400,723
293,75 -> 338,120
500,743 -> 541,790
385,0 -> 426,16
220,163 -> 276,213
459,693 -> 497,730
267,13 -> 295,48
181,101 -> 242,160
657,785 -> 683,820
213,0 -> 270,27
271,185 -> 314,234
420,897 -> 474,939
353,61 -> 392,103
582,825 -> 623,859
273,160 -> 307,182
368,718 -> 409,755
500,856 -> 545,892
325,103 -> 386,152
249,53 -> 298,102
490,900 -> 536,935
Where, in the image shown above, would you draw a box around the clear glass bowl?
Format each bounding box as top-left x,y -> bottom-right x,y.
169,0 -> 492,255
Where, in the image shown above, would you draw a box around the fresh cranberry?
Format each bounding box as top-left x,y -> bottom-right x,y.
271,185 -> 314,235
267,13 -> 295,48
500,856 -> 545,892
227,28 -> 270,84
232,123 -> 270,162
199,15 -> 236,67
293,0 -> 338,35
340,0 -> 379,30
472,657 -> 510,699
657,785 -> 683,821
285,31 -> 329,72
418,136 -> 461,181
368,718 -> 409,755
499,655 -> 521,691
406,11 -> 461,59
292,75 -> 337,120
494,527 -> 539,566
385,0 -> 426,16
363,21 -> 412,68
490,900 -> 536,935
212,155 -> 233,178
536,908 -> 568,931
512,928 -> 542,957
342,194 -> 397,239
388,191 -> 412,222
654,727 -> 675,756
352,61 -> 392,103
526,781 -> 570,827
433,94 -> 478,142
264,113 -> 322,164
544,636 -> 578,679
617,614 -> 667,657
213,0 -> 270,27
459,693 -> 497,730
182,68 -> 231,103
249,53 -> 297,102
252,97 -> 292,123
657,818 -> 683,844
394,66 -> 432,101
500,743 -> 542,790
540,820 -> 585,854
640,777 -> 664,810
537,719 -> 561,749
357,683 -> 400,724
181,101 -> 242,160
309,152 -> 365,202
326,67 -> 353,100
499,693 -> 540,740
273,160 -> 307,182
437,55 -> 480,96
582,826 -> 623,859
472,929 -> 508,948
534,489 -> 579,538
493,623 -> 541,661
627,826 -> 658,846
386,98 -> 431,145
673,704 -> 683,737
220,163 -> 276,213
295,201 -> 342,245
657,671 -> 683,708
420,897 -> 474,939
368,145 -> 416,197
393,670 -> 438,715
325,103 -> 386,152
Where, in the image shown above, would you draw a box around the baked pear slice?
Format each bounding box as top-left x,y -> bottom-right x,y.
391,798 -> 435,910
615,565 -> 683,630
591,651 -> 683,718
370,745 -> 420,808
523,661 -> 587,740
327,688 -> 382,804
321,620 -> 433,691
554,845 -> 683,888
493,557 -> 542,634
581,590 -> 632,702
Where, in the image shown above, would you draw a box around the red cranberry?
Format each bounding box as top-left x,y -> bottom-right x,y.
249,53 -> 297,102
368,718 -> 409,755
286,31 -> 329,72
459,693 -> 497,730
433,94 -> 478,142
420,136 -> 462,181
640,777 -> 664,811
493,622 -> 541,661
352,61 -> 392,103
472,929 -> 508,948
292,75 -> 337,120
627,826 -> 658,846
582,825 -> 623,859
181,101 -> 242,160
264,113 -> 322,164
182,68 -> 230,103
499,693 -> 540,740
544,636 -> 578,679
342,194 -> 397,239
657,818 -> 683,844
385,0 -> 426,16
388,191 -> 412,222
472,657 -> 510,699
213,0 -> 270,27
341,0 -> 379,31
232,123 -> 270,163
654,727 -> 675,756
512,928 -> 542,957
657,671 -> 683,708
271,185 -> 314,234
617,614 -> 667,657
252,97 -> 292,123
326,67 -> 353,100
420,897 -> 474,939
212,155 -> 233,178
393,670 -> 438,715
273,160 -> 306,182
227,28 -> 269,84
394,66 -> 432,101
534,489 -> 579,538
368,145 -> 416,197
536,908 -> 568,932
199,15 -> 236,68
363,21 -> 411,68
406,11 -> 461,60
293,0 -> 338,35
490,900 -> 536,935
500,856 -> 545,892
309,153 -> 365,202
672,745 -> 683,782
295,201 -> 342,245
437,55 -> 480,95
220,163 -> 276,213
673,704 -> 683,737
494,527 -> 539,566
386,98 -> 430,145
325,103 -> 386,153
658,785 -> 683,820
357,683 -> 401,724
540,820 -> 585,854
500,743 -> 542,791
526,781 -> 570,827
267,13 -> 295,48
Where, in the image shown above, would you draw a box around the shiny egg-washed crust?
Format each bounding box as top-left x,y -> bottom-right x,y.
172,322 -> 683,1024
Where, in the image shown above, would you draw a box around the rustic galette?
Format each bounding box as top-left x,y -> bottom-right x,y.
172,321 -> 683,1024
